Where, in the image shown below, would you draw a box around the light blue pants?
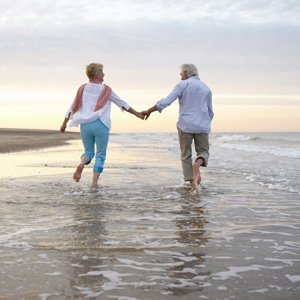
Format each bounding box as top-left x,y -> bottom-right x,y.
80,119 -> 109,173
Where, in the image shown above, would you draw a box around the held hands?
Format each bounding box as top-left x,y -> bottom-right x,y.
134,110 -> 151,120
130,105 -> 155,120
142,105 -> 156,120
135,111 -> 146,120
142,110 -> 151,120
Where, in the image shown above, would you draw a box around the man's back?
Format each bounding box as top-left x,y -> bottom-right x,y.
177,76 -> 213,134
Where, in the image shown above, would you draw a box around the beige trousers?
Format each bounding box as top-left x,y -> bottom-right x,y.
177,128 -> 210,181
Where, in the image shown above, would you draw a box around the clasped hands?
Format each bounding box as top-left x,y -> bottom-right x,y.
135,109 -> 152,120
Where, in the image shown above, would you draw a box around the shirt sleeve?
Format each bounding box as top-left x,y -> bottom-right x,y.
207,90 -> 214,120
156,82 -> 185,112
65,98 -> 75,119
109,90 -> 131,111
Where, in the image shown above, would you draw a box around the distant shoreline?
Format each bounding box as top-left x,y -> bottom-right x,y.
1,129 -> 298,154
0,128 -> 80,153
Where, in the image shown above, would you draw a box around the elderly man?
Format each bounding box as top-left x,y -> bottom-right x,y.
143,64 -> 214,190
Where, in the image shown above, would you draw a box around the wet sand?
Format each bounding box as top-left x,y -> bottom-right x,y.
0,133 -> 299,299
0,128 -> 80,153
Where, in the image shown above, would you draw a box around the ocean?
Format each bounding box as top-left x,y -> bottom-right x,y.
0,132 -> 299,299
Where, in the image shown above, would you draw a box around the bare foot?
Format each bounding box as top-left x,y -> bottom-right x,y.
91,184 -> 99,190
193,161 -> 201,185
73,164 -> 84,182
90,184 -> 99,193
91,171 -> 100,191
189,179 -> 196,192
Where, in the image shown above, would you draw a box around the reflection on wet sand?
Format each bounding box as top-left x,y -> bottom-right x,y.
67,197 -> 109,297
60,185 -> 212,299
175,190 -> 208,245
164,189 -> 210,297
71,198 -> 109,247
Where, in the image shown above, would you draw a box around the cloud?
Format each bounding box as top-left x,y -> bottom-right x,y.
1,0 -> 300,27
0,0 -> 299,96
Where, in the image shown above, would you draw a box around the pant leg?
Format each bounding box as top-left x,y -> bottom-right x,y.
80,123 -> 95,164
91,120 -> 109,173
177,128 -> 194,181
194,133 -> 209,167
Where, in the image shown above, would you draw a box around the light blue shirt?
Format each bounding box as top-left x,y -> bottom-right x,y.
156,76 -> 214,134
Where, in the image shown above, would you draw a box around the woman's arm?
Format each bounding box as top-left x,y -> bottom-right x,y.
60,112 -> 71,132
110,90 -> 144,120
123,107 -> 145,120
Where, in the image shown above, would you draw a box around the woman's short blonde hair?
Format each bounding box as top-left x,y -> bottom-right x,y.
86,63 -> 104,79
181,64 -> 198,77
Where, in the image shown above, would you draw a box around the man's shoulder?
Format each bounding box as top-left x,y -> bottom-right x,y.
176,79 -> 189,89
195,78 -> 211,92
188,78 -> 212,95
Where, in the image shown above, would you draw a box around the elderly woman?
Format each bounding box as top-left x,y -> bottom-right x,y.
60,63 -> 144,190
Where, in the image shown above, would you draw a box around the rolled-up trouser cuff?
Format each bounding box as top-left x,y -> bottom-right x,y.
93,166 -> 103,173
196,153 -> 209,167
81,154 -> 92,165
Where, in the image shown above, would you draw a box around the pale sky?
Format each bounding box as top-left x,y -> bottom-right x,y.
0,0 -> 299,132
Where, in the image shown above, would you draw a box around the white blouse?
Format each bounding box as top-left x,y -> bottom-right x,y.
65,82 -> 130,130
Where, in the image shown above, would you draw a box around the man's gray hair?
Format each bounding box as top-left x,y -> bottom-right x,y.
181,64 -> 198,77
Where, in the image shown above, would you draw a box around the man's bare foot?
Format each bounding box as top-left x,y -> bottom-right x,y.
189,179 -> 196,192
73,164 -> 84,182
193,161 -> 201,185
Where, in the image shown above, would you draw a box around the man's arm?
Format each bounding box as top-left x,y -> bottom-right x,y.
142,83 -> 184,120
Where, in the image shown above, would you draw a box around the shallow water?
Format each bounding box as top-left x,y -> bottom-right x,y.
0,133 -> 299,299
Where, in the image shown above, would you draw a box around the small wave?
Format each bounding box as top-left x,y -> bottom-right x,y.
246,174 -> 299,194
0,239 -> 33,250
217,169 -> 299,194
212,264 -> 282,281
215,134 -> 260,142
213,143 -> 300,159
286,274 -> 300,283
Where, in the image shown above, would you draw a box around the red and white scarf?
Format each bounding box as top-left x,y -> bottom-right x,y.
72,82 -> 112,114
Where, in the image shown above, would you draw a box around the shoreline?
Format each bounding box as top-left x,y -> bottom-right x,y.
1,129 -> 298,155
0,128 -> 80,153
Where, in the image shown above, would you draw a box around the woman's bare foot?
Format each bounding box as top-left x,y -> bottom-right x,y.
91,171 -> 100,190
90,184 -> 99,193
193,161 -> 201,185
73,163 -> 84,182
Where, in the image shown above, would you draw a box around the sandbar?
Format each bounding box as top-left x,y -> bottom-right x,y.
0,128 -> 80,153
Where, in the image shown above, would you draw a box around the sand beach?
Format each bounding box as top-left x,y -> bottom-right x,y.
0,128 -> 80,153
0,130 -> 299,299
